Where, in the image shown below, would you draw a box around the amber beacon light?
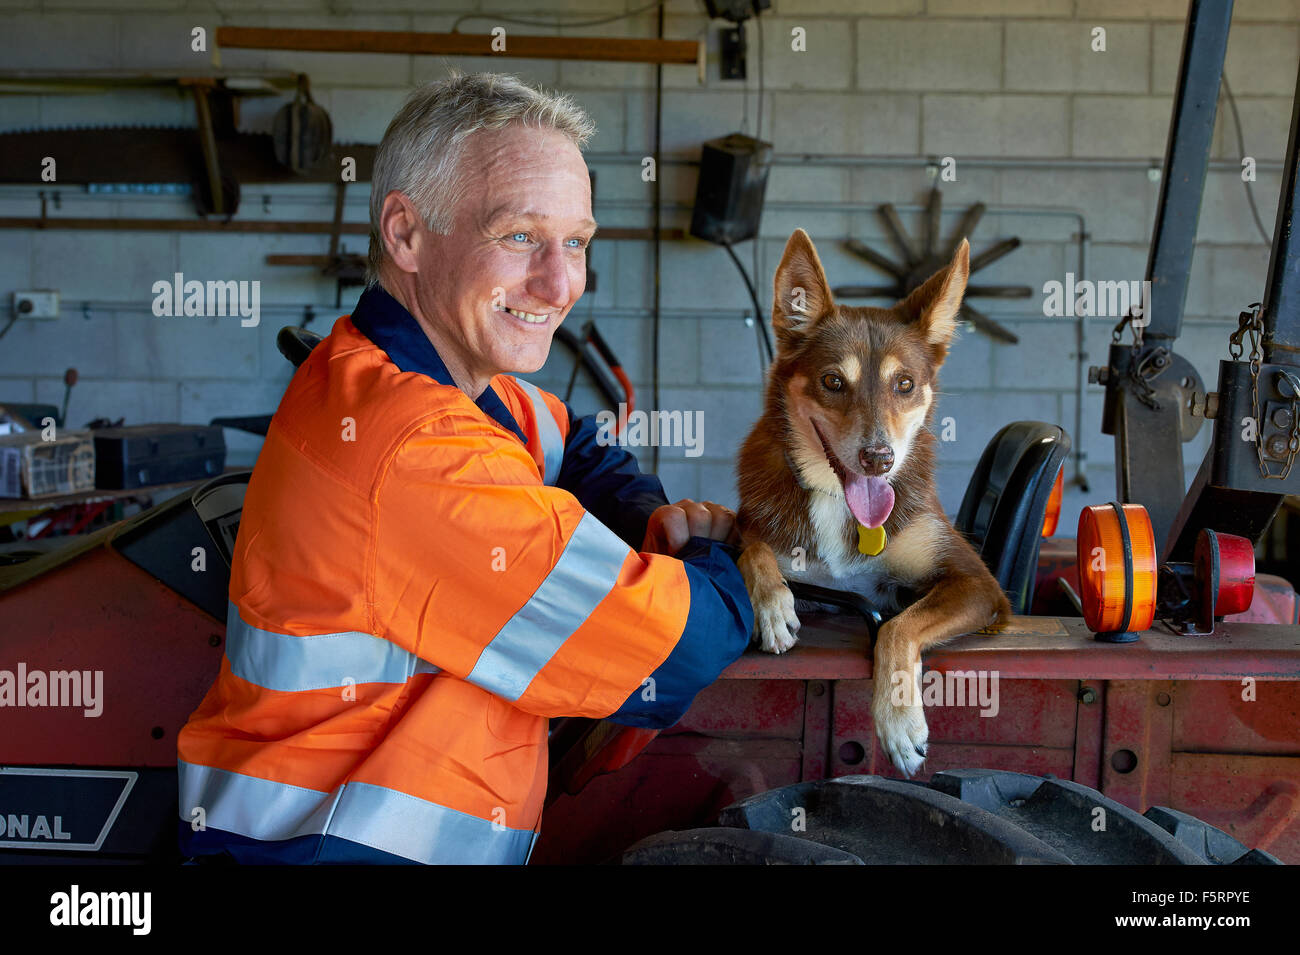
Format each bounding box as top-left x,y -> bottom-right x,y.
1076,502 -> 1157,642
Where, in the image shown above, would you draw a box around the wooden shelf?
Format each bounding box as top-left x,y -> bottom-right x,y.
216,26 -> 703,67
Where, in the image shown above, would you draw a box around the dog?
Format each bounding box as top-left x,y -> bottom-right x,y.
735,228 -> 1011,777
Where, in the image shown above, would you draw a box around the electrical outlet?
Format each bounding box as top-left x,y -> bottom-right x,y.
13,290 -> 59,319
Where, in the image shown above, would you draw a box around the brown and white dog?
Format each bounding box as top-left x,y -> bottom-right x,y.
735,228 -> 1011,777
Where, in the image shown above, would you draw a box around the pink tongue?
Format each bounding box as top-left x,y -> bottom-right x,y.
844,473 -> 895,528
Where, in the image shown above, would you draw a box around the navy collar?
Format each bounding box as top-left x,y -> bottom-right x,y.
350,283 -> 527,444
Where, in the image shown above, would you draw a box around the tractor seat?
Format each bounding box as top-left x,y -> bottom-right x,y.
277,326 -> 326,368
955,420 -> 1071,615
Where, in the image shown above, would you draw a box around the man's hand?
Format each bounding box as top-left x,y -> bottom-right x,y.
641,499 -> 741,556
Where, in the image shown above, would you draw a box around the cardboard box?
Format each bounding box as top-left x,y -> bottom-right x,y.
0,429 -> 96,499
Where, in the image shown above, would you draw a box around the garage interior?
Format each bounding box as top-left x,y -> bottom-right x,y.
1,0 -> 1299,867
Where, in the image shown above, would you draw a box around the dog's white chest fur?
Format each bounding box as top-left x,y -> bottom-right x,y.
774,491 -> 948,615
774,491 -> 901,610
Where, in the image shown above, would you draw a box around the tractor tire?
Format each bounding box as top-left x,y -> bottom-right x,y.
616,769 -> 1284,865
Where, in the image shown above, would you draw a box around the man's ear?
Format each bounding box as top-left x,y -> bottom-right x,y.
379,190 -> 424,274
772,229 -> 836,349
898,238 -> 969,363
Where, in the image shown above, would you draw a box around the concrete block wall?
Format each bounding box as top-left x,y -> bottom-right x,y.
0,0 -> 1296,540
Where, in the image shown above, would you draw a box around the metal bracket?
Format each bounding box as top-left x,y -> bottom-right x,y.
1210,359 -> 1300,493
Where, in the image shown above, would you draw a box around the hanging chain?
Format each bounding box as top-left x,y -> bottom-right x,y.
1111,310 -> 1138,344
1231,302 -> 1300,479
1227,302 -> 1259,360
1111,313 -> 1129,343
1130,351 -> 1163,410
1112,310 -> 1161,409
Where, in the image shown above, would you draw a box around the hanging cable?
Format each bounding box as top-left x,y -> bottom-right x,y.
1221,73 -> 1274,246
721,239 -> 773,370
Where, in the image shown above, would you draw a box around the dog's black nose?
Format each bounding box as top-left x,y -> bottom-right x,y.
859,445 -> 894,475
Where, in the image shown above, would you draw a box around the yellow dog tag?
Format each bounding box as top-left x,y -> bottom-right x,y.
857,523 -> 887,556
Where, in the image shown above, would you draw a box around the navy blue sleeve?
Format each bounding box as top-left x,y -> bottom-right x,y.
605,536 -> 755,729
556,406 -> 670,550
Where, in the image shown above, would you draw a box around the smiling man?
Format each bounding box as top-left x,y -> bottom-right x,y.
175,72 -> 754,865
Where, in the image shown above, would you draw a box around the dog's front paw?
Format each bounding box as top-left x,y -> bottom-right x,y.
754,581 -> 801,654
872,674 -> 929,778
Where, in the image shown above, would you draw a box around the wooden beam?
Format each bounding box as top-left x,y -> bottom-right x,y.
215,26 -> 702,66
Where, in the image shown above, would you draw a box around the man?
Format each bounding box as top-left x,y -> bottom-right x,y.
176,71 -> 754,864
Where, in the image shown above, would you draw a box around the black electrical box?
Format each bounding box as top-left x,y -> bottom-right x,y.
94,423 -> 227,489
689,133 -> 772,246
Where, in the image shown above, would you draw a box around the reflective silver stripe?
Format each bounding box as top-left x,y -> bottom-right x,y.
226,603 -> 439,693
467,510 -> 630,701
178,761 -> 533,864
179,759 -> 335,843
516,378 -> 564,485
330,781 -> 533,865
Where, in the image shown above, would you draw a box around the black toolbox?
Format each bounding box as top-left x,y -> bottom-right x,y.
93,423 -> 227,489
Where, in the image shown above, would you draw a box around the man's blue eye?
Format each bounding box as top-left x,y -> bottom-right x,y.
511,232 -> 529,242
567,237 -> 586,248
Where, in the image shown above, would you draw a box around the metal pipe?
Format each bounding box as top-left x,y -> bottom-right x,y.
1144,1 -> 1233,344
1121,0 -> 1233,552
0,153 -> 1279,208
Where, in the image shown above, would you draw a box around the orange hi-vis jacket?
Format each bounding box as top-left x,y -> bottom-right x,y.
176,284 -> 753,864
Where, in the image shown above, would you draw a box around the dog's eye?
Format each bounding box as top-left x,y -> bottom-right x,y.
897,376 -> 914,393
821,374 -> 843,392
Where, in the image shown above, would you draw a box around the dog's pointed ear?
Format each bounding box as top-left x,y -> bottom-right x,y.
898,238 -> 969,362
772,229 -> 835,348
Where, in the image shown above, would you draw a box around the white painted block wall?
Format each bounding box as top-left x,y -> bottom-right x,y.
0,0 -> 1296,538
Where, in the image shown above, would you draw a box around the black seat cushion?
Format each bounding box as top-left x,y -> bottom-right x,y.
955,421 -> 1071,615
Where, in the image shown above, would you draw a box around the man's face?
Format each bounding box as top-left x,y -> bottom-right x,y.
406,124 -> 595,390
